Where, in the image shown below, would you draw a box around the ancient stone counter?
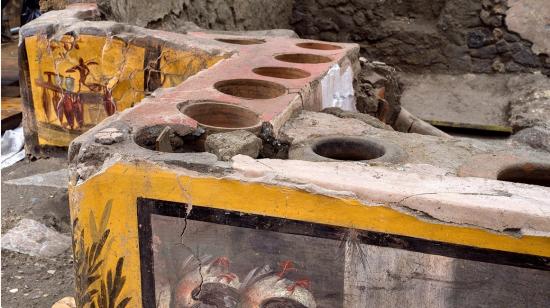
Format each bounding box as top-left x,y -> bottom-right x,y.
20,4 -> 550,308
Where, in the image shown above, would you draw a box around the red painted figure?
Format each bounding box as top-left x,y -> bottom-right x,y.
218,272 -> 238,283
277,260 -> 296,278
287,279 -> 311,293
213,256 -> 230,270
103,88 -> 116,116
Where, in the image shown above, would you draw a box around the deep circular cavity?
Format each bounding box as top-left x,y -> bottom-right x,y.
215,38 -> 265,45
214,79 -> 287,99
296,42 -> 343,50
180,101 -> 261,132
312,137 -> 385,161
133,124 -> 204,153
497,164 -> 550,187
274,53 -> 332,64
252,66 -> 311,79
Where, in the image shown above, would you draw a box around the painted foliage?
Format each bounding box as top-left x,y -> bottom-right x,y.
25,34 -> 145,146
72,200 -> 131,308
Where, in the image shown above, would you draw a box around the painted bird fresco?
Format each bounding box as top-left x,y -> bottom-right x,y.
167,256 -> 316,308
173,255 -> 241,308
238,261 -> 316,308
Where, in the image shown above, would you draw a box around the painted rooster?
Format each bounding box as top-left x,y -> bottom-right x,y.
238,261 -> 316,308
173,255 -> 241,308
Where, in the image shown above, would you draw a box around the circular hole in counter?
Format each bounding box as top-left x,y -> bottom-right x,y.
180,101 -> 261,133
215,38 -> 266,45
296,42 -> 342,50
274,53 -> 332,64
252,66 -> 311,79
214,79 -> 286,99
312,137 -> 385,161
134,124 -> 205,153
497,164 -> 550,187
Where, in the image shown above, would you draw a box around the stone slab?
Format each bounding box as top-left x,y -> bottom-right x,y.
232,155 -> 550,236
1,218 -> 71,257
400,73 -> 513,132
4,169 -> 68,189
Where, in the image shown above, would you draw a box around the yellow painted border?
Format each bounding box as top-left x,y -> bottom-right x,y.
70,161 -> 550,306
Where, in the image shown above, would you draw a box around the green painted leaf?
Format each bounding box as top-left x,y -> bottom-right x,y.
89,210 -> 99,241
99,200 -> 113,235
116,297 -> 131,308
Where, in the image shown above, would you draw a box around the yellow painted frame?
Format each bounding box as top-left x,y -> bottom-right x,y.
70,161 -> 550,307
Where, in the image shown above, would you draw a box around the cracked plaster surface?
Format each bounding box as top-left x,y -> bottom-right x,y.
231,155 -> 550,236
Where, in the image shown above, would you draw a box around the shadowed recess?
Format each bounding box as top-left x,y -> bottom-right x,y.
313,137 -> 386,161
296,42 -> 343,50
252,66 -> 311,79
274,53 -> 332,64
215,38 -> 266,45
497,164 -> 550,187
180,101 -> 261,131
133,124 -> 205,153
214,79 -> 287,99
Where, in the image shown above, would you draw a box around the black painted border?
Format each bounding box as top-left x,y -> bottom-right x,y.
137,198 -> 550,307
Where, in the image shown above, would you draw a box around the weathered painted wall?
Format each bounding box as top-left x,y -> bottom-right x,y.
19,5 -> 231,152
25,35 -> 146,146
69,161 -> 550,307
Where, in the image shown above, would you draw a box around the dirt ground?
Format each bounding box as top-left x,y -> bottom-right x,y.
1,150 -> 74,308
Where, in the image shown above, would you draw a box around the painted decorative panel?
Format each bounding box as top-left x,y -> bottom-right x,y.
69,164 -> 550,308
159,47 -> 227,88
136,199 -> 550,308
25,34 -> 145,146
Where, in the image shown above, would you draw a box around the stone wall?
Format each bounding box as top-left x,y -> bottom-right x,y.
96,0 -> 294,32
292,0 -> 549,75
97,0 -> 550,75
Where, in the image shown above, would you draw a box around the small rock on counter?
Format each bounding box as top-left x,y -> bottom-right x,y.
205,130 -> 262,161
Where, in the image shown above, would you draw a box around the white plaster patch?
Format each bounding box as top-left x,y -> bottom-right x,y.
321,64 -> 356,111
1,127 -> 25,169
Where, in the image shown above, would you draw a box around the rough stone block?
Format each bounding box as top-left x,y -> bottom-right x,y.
506,0 -> 550,55
1,218 -> 71,257
205,130 -> 262,161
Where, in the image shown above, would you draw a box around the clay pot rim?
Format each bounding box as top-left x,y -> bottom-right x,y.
178,100 -> 263,133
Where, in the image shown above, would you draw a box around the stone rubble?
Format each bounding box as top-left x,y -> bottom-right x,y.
1,219 -> 72,258
94,127 -> 125,145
